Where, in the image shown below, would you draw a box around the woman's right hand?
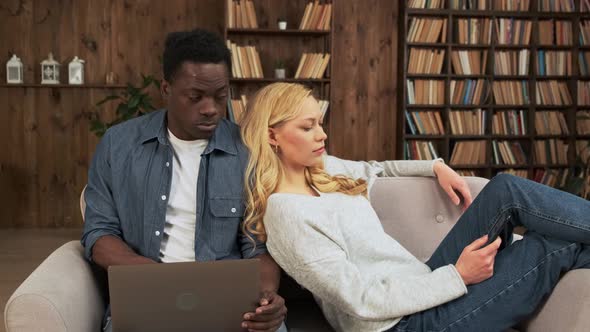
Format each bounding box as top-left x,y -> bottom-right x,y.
454,235 -> 502,285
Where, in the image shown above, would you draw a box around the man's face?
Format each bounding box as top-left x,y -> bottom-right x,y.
162,62 -> 229,140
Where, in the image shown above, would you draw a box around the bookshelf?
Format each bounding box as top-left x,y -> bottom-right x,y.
223,0 -> 333,124
399,0 -> 590,192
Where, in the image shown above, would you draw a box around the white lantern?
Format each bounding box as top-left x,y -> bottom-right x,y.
41,53 -> 60,84
68,56 -> 85,85
6,54 -> 24,84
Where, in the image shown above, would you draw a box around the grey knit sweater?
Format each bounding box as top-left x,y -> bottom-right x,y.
263,156 -> 467,332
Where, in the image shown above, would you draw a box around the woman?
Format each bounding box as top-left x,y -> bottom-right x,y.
240,83 -> 590,332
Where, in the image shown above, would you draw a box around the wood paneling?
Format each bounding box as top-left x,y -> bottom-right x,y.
329,0 -> 398,161
0,0 -> 400,227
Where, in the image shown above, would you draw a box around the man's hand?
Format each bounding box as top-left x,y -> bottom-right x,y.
242,291 -> 287,332
433,161 -> 473,211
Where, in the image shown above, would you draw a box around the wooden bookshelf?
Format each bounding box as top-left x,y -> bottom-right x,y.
399,0 -> 590,193
224,0 -> 333,125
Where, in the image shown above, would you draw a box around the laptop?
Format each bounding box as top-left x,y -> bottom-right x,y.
108,259 -> 260,332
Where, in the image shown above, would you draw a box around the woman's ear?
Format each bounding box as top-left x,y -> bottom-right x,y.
268,127 -> 279,146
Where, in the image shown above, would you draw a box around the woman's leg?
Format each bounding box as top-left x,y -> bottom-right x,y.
428,173 -> 590,271
392,233 -> 589,332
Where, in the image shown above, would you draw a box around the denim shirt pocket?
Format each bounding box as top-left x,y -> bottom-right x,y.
209,197 -> 245,255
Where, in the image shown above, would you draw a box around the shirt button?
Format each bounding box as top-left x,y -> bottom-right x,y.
231,207 -> 237,213
166,162 -> 170,167
435,214 -> 444,223
161,195 -> 167,201
155,231 -> 161,236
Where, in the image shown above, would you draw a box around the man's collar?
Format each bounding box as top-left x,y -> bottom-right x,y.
140,110 -> 237,155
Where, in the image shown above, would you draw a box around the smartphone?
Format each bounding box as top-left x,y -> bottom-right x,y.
485,215 -> 511,247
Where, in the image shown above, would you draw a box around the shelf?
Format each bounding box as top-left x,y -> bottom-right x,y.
226,28 -> 330,36
0,83 -> 127,88
531,164 -> 571,168
534,134 -> 572,139
493,75 -> 531,80
536,45 -> 574,49
536,75 -> 576,80
403,135 -> 446,139
406,104 -> 446,109
406,74 -> 446,78
491,164 -> 530,169
448,164 -> 488,169
230,78 -> 330,83
406,42 -> 448,48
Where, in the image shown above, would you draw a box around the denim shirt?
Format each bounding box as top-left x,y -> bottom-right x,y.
81,110 -> 266,263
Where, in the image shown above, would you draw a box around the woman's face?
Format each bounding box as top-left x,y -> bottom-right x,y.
270,96 -> 327,169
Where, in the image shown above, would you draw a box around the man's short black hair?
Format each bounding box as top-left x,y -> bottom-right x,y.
163,29 -> 232,82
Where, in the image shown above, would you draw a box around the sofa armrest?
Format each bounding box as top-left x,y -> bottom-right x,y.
523,269 -> 590,332
4,241 -> 106,332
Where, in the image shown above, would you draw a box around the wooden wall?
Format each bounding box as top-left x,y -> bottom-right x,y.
0,0 -> 399,227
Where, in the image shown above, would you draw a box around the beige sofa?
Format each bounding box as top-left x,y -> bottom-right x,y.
5,177 -> 590,332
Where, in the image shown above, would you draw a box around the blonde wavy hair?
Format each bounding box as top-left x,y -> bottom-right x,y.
240,83 -> 367,243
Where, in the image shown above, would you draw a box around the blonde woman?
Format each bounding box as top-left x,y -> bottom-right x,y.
240,83 -> 590,332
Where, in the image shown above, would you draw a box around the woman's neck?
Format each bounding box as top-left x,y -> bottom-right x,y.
276,163 -> 318,196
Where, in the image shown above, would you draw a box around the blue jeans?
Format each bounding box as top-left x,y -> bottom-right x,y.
391,174 -> 590,332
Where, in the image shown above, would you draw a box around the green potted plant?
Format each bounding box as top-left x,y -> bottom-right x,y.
90,74 -> 160,137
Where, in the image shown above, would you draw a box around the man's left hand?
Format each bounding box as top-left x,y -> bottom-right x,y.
242,291 -> 287,332
433,161 -> 473,211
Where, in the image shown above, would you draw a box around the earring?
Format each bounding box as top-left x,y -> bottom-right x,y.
274,144 -> 279,154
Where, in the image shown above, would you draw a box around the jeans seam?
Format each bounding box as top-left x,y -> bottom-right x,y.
512,204 -> 590,233
440,242 -> 578,332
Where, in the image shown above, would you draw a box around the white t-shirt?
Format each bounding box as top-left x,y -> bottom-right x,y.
159,129 -> 208,263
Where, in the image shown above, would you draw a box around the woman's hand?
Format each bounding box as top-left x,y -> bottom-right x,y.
455,235 -> 502,285
433,161 -> 473,211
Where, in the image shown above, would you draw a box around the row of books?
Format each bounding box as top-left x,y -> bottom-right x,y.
493,140 -> 527,165
406,110 -> 583,136
494,50 -> 529,76
450,140 -> 487,165
406,80 -> 445,104
537,50 -> 573,76
227,41 -> 263,78
232,97 -> 330,124
451,50 -> 488,75
493,81 -> 529,105
495,19 -> 533,45
407,18 -> 448,43
451,0 -> 487,9
535,111 -> 570,135
410,0 -> 588,12
580,21 -> 590,45
404,141 -> 440,160
533,168 -> 571,188
539,20 -> 573,45
450,109 -> 486,135
408,49 -> 445,74
534,139 -> 569,164
578,111 -> 590,134
226,0 -> 258,29
299,1 -> 332,31
450,79 -> 487,104
501,169 -> 528,178
409,49 -> 587,76
231,95 -> 248,124
579,52 -> 590,75
408,0 -> 446,8
536,81 -> 572,105
294,53 -> 331,79
456,18 -> 492,45
405,111 -> 445,135
578,81 -> 590,105
492,110 -> 527,135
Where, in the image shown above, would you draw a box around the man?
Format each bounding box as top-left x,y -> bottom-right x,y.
82,29 -> 287,332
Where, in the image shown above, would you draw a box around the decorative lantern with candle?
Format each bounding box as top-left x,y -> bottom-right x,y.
41,53 -> 60,84
6,55 -> 24,84
68,56 -> 85,85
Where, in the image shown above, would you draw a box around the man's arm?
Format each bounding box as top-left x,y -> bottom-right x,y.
81,130 -> 155,269
92,235 -> 156,269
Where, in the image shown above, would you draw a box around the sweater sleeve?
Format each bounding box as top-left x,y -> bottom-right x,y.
264,199 -> 467,321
